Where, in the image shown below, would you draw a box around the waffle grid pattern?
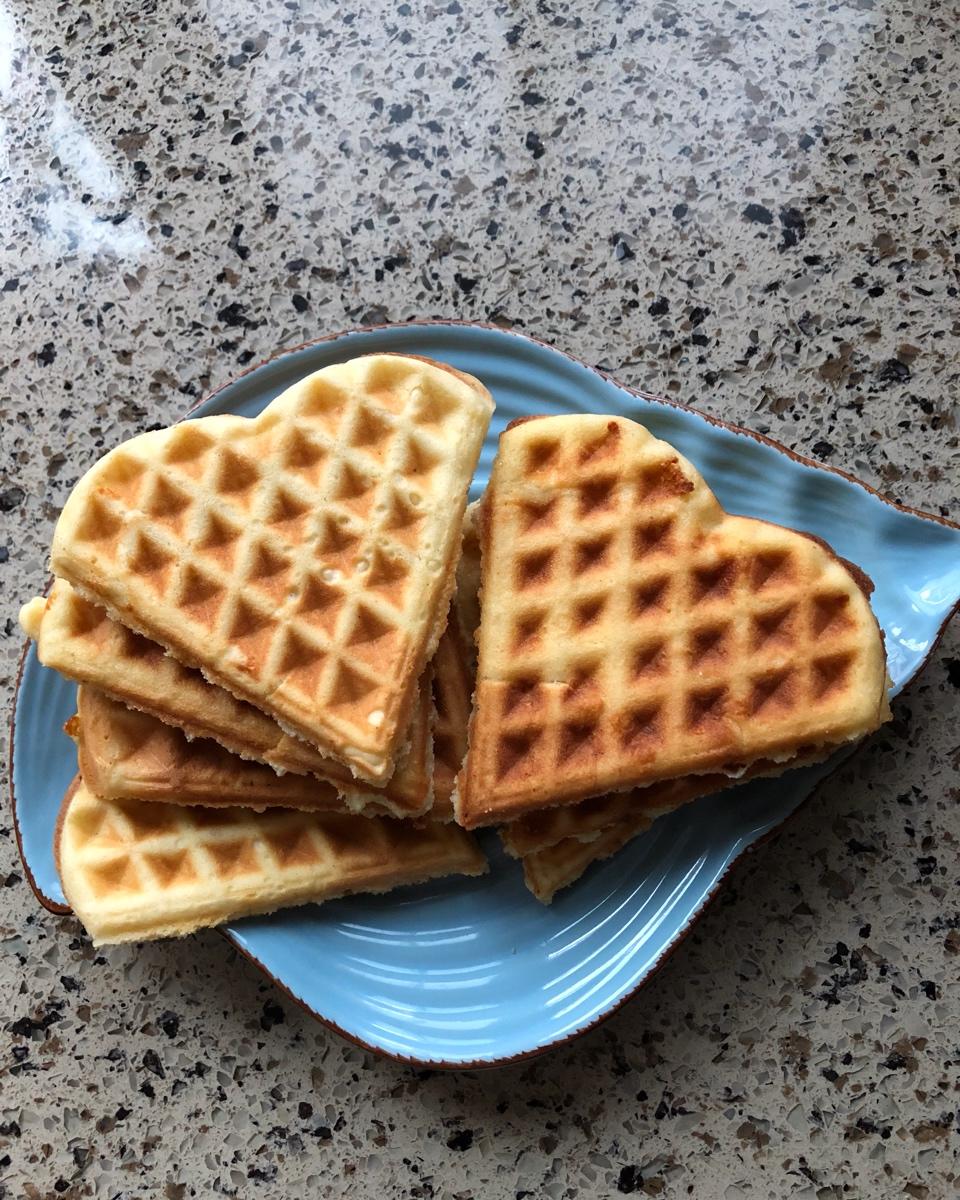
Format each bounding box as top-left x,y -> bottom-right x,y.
59,781 -> 487,943
76,687 -> 370,812
460,416 -> 888,825
25,582 -> 433,815
53,356 -> 491,779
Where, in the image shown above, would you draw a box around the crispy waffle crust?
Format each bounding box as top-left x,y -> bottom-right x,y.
429,608 -> 475,821
56,776 -> 488,945
20,582 -> 433,816
50,354 -> 492,783
74,686 -> 389,813
458,414 -> 890,829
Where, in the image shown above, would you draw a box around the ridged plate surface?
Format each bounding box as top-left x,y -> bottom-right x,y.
11,323 -> 960,1066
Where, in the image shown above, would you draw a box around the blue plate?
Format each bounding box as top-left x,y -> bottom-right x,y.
10,323 -> 960,1066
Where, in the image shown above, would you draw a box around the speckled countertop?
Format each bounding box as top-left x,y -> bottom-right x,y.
1,1 -> 957,1195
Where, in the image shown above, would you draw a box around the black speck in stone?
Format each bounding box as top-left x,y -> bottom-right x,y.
230,131 -> 247,146
945,658 -> 960,688
2,278 -> 18,292
218,301 -> 253,329
804,254 -> 822,266
798,133 -> 815,150
812,440 -> 834,459
142,1049 -> 165,1078
454,272 -> 478,294
260,1001 -> 285,1031
140,1081 -> 155,1098
59,974 -> 79,991
520,90 -> 545,106
617,1165 -> 642,1193
37,342 -> 56,366
389,102 -> 413,124
446,1129 -> 473,1151
486,220 -> 499,237
228,53 -> 248,68
614,239 -> 634,261
743,202 -> 774,225
524,130 -> 545,159
688,306 -> 709,327
878,358 -> 910,385
690,333 -> 708,347
505,23 -> 523,45
649,296 -> 669,316
292,293 -> 309,313
881,1051 -> 909,1070
916,855 -> 936,876
672,203 -> 687,219
0,547 -> 8,564
298,1101 -> 313,1119
0,487 -> 24,512
158,1011 -> 180,1038
822,1067 -> 839,1081
920,980 -> 938,999
383,141 -> 405,162
287,257 -> 307,272
867,284 -> 884,297
779,207 -> 806,250
159,224 -> 173,237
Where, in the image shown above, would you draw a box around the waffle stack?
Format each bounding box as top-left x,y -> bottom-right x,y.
24,361 -> 893,928
22,354 -> 493,942
455,414 -> 891,900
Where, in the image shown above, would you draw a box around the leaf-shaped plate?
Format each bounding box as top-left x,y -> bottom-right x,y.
11,323 -> 960,1066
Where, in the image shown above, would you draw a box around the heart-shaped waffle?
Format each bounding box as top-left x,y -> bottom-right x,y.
56,778 -> 487,945
51,355 -> 492,783
456,415 -> 889,829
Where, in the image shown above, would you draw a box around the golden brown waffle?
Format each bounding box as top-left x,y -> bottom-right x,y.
429,610 -> 474,821
73,686 -> 377,813
51,355 -> 492,783
20,581 -> 433,817
56,777 -> 488,944
511,746 -> 841,901
458,414 -> 890,829
453,500 -> 483,663
520,818 -> 656,905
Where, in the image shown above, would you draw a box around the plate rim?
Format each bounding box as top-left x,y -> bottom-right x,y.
9,318 -> 960,1069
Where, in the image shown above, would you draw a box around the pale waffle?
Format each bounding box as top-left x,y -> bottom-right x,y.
51,354 -> 493,783
56,778 -> 488,945
20,581 -> 433,817
429,608 -> 474,821
457,414 -> 890,829
72,686 -> 390,814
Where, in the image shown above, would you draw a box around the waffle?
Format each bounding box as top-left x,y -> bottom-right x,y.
457,414 -> 890,829
56,778 -> 488,945
520,817 -> 657,905
512,744 -> 845,901
72,686 -> 381,812
453,500 -> 483,663
20,581 -> 433,817
51,354 -> 493,783
429,609 -> 474,821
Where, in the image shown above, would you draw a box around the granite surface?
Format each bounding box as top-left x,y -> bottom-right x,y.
1,0 -> 958,1195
